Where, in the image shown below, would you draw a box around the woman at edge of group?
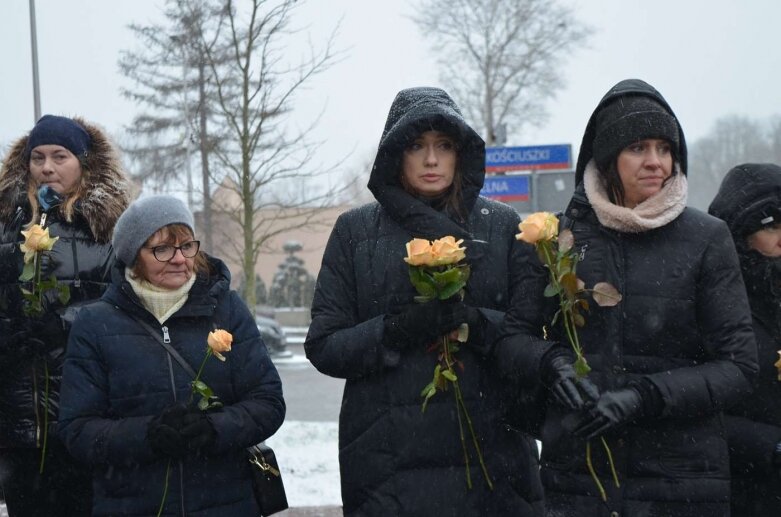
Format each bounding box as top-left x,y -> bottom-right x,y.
709,163 -> 781,517
497,78 -> 757,517
305,86 -> 546,515
0,114 -> 130,516
57,195 -> 285,516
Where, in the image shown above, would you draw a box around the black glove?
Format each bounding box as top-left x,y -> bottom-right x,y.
383,298 -> 469,351
572,387 -> 643,439
543,353 -> 599,410
180,411 -> 217,452
773,442 -> 781,469
147,404 -> 190,458
9,330 -> 50,358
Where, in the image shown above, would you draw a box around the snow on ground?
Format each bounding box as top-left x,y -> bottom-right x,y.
265,420 -> 341,507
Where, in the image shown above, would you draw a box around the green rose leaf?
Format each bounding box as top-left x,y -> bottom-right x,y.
19,261 -> 35,282
409,267 -> 437,297
574,356 -> 591,377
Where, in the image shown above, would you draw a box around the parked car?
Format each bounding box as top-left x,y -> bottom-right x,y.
256,314 -> 291,358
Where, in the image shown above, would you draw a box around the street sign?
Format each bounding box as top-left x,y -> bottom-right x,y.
480,175 -> 529,202
485,144 -> 571,173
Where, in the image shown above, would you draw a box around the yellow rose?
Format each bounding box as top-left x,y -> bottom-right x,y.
775,350 -> 781,381
404,238 -> 435,266
516,212 -> 559,244
20,224 -> 59,264
430,236 -> 466,266
207,329 -> 233,361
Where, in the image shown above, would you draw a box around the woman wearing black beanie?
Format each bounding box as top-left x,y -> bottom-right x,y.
709,163 -> 781,517
506,79 -> 758,516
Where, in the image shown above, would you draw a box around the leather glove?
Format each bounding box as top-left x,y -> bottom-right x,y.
572,387 -> 643,439
8,330 -> 50,358
147,404 -> 190,458
383,298 -> 469,351
543,354 -> 599,410
773,442 -> 781,469
180,411 -> 217,452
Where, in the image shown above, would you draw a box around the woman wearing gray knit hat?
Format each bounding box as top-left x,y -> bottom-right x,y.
0,114 -> 130,516
58,194 -> 285,516
507,79 -> 757,516
709,163 -> 781,517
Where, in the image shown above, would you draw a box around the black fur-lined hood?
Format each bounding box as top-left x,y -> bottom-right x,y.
0,117 -> 130,243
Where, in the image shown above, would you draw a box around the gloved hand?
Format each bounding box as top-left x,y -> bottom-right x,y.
383,298 -> 469,351
461,306 -> 485,346
147,404 -> 190,458
543,353 -> 599,410
9,330 -> 50,358
180,411 -> 217,452
773,442 -> 781,469
572,387 -> 643,439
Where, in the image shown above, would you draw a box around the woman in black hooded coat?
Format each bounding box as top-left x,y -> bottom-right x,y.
305,86 -> 545,516
709,162 -> 781,517
497,79 -> 758,517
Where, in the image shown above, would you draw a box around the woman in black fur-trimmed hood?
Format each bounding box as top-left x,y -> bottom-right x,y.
305,87 -> 546,516
499,79 -> 758,517
709,163 -> 781,517
0,115 -> 130,516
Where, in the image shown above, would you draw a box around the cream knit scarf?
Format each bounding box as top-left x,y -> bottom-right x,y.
583,159 -> 688,233
125,268 -> 196,324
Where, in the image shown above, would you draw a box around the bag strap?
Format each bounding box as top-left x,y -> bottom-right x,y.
128,313 -> 198,379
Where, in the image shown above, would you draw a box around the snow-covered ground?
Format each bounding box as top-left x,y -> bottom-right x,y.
266,420 -> 341,507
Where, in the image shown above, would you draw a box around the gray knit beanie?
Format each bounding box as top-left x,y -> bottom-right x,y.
112,195 -> 194,266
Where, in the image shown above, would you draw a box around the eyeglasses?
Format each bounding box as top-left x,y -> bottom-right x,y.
145,240 -> 200,262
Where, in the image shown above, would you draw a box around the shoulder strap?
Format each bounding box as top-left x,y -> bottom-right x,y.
128,312 -> 198,379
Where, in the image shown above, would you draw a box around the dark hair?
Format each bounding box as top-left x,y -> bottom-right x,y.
130,224 -> 211,279
601,142 -> 679,207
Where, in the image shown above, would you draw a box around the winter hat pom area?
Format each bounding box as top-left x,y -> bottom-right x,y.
24,115 -> 92,159
592,96 -> 680,172
112,195 -> 194,266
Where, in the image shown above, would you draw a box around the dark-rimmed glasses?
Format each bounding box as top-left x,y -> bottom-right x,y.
145,240 -> 200,262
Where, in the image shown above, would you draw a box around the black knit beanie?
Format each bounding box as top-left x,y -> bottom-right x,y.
24,114 -> 91,159
709,163 -> 781,239
592,96 -> 680,172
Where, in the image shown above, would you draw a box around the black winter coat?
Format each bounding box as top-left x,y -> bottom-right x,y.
305,87 -> 545,516
498,80 -> 758,516
0,119 -> 129,449
544,195 -> 757,513
709,163 -> 781,516
58,258 -> 285,517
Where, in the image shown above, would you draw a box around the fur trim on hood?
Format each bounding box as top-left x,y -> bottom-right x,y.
0,117 -> 130,243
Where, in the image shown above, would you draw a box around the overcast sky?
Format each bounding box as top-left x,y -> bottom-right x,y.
2,0 -> 780,184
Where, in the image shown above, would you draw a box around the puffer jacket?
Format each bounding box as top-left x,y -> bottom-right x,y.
498,80 -> 758,516
709,163 -> 781,516
305,87 -> 545,516
58,257 -> 286,517
0,119 -> 129,449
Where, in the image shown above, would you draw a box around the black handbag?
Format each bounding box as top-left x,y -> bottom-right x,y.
129,314 -> 289,516
247,443 -> 289,516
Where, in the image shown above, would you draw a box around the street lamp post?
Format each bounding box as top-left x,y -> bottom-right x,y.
29,0 -> 41,121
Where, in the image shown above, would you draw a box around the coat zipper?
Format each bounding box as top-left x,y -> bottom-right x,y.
32,365 -> 40,447
162,326 -> 187,517
31,211 -> 48,447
